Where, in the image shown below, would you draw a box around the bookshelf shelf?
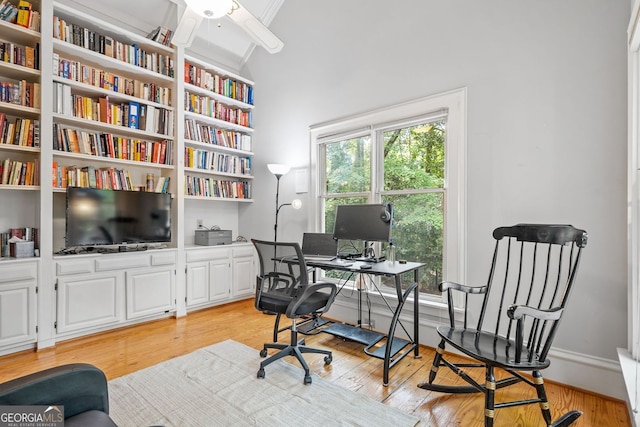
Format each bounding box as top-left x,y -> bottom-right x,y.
53,150 -> 175,170
0,184 -> 38,191
184,138 -> 252,156
0,19 -> 39,46
184,195 -> 253,202
53,39 -> 173,86
52,76 -> 173,111
52,113 -> 174,141
184,110 -> 252,134
184,166 -> 253,180
0,60 -> 40,80
0,101 -> 39,118
184,82 -> 253,110
0,143 -> 39,153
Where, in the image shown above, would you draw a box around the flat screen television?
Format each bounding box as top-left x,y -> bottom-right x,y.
332,203 -> 392,243
65,187 -> 172,247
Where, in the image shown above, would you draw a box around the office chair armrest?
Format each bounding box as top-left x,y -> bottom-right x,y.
286,282 -> 338,318
507,305 -> 563,321
439,281 -> 488,294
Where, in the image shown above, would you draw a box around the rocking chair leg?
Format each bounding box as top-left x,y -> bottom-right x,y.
484,366 -> 495,427
533,370 -> 553,425
428,339 -> 446,383
551,411 -> 582,427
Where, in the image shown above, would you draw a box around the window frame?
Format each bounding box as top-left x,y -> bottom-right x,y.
309,88 -> 467,305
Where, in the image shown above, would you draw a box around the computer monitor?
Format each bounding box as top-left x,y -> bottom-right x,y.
332,203 -> 392,243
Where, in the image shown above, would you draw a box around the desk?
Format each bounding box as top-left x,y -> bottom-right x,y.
305,258 -> 425,385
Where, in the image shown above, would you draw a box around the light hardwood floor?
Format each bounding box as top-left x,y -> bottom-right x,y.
0,299 -> 631,426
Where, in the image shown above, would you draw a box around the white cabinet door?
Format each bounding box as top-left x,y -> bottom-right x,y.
232,256 -> 254,298
209,258 -> 231,302
126,267 -> 175,320
56,273 -> 120,334
186,262 -> 209,306
0,281 -> 36,348
0,262 -> 37,348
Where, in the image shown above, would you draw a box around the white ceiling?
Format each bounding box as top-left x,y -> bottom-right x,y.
58,0 -> 285,71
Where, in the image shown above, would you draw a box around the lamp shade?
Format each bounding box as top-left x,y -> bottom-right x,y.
267,164 -> 291,177
185,0 -> 233,18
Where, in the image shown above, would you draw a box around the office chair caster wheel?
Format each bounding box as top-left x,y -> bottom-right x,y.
257,368 -> 265,379
324,355 -> 332,365
304,375 -> 312,385
260,349 -> 267,357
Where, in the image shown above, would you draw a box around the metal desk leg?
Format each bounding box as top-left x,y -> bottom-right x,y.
383,277 -> 419,385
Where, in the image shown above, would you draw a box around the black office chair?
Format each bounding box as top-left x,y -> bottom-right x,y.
252,239 -> 338,384
418,224 -> 588,427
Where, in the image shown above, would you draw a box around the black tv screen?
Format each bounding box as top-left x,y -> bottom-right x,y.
65,187 -> 172,247
332,204 -> 391,243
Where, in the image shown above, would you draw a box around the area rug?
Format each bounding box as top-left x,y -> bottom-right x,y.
108,339 -> 419,427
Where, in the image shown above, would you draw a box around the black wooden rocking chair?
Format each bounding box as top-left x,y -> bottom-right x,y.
418,224 -> 588,427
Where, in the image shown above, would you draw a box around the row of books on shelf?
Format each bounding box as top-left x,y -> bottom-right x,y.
0,40 -> 38,70
54,54 -> 172,106
146,26 -> 173,47
53,15 -> 174,78
184,61 -> 253,105
0,157 -> 38,185
185,92 -> 253,128
52,163 -> 170,193
0,113 -> 39,147
184,119 -> 252,152
53,123 -> 172,165
0,79 -> 39,108
0,227 -> 38,258
0,0 -> 39,31
185,175 -> 251,200
184,147 -> 251,176
53,83 -> 174,136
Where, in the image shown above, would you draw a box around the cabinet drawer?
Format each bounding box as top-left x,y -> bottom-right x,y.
95,255 -> 149,271
232,246 -> 254,258
0,263 -> 38,283
56,260 -> 93,276
186,248 -> 230,263
151,252 -> 176,266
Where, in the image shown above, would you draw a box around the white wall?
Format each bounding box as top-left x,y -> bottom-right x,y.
240,0 -> 630,377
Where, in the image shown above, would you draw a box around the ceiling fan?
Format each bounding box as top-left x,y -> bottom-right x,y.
171,0 -> 284,54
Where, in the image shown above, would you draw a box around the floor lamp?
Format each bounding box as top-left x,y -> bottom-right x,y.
267,164 -> 302,243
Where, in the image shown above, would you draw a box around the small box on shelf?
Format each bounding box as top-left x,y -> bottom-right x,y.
10,240 -> 34,257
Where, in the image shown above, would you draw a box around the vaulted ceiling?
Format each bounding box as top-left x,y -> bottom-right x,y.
59,0 -> 285,71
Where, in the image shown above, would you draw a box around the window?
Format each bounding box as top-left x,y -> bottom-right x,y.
310,89 -> 467,300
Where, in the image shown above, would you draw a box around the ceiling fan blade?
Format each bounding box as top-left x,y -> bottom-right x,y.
172,6 -> 204,47
228,2 -> 284,54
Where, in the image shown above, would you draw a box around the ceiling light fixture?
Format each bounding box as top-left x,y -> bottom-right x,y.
185,0 -> 237,19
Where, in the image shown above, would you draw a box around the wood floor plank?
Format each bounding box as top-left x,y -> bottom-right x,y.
0,299 -> 630,427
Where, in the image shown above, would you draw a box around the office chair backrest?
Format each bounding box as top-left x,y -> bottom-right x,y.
252,240 -> 309,304
472,224 -> 588,362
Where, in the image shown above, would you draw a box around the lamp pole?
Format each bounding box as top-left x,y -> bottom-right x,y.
267,164 -> 301,243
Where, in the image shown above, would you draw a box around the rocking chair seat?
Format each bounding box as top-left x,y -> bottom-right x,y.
437,326 -> 551,371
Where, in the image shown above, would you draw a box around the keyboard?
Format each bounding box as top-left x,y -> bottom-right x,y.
304,255 -> 336,262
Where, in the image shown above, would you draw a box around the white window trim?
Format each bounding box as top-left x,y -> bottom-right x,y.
309,88 -> 467,306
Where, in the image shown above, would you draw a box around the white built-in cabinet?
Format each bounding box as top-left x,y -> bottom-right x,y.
185,243 -> 254,310
0,0 -> 258,355
54,250 -> 176,339
0,260 -> 37,355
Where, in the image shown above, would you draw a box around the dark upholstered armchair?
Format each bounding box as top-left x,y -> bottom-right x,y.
0,363 -> 117,427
